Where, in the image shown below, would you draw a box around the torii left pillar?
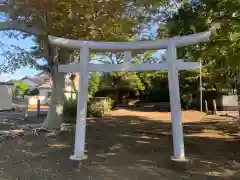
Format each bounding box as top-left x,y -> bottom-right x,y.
167,44 -> 187,162
69,47 -> 89,160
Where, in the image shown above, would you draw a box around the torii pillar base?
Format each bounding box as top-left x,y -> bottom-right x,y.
171,156 -> 189,162
70,154 -> 88,161
170,156 -> 190,171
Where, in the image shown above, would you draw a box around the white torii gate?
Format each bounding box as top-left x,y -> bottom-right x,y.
48,31 -> 211,162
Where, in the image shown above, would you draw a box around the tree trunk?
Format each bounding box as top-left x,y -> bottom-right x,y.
42,49 -> 69,130
42,69 -> 65,130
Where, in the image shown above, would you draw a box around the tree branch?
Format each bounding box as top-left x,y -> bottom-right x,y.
0,20 -> 46,36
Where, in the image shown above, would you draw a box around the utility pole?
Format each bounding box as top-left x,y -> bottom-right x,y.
200,61 -> 203,112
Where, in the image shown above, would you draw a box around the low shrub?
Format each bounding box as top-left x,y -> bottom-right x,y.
88,98 -> 113,117
63,97 -> 113,118
63,98 -> 77,118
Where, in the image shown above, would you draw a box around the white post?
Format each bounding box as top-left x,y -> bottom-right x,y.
24,97 -> 29,119
70,47 -> 89,161
205,100 -> 208,112
213,99 -> 217,115
167,44 -> 186,161
200,61 -> 203,112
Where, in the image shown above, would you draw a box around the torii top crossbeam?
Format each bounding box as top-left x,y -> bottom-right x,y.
48,31 -> 211,51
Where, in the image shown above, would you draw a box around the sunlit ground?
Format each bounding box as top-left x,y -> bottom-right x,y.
0,109 -> 239,179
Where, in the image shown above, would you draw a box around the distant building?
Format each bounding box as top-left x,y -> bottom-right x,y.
16,72 -> 78,104
20,72 -> 51,88
0,82 -> 13,110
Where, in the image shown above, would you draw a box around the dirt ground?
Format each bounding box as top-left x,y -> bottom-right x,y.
0,108 -> 240,180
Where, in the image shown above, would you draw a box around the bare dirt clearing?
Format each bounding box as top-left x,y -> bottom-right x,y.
0,109 -> 239,179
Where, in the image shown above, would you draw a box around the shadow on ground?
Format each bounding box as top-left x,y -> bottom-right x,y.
0,111 -> 239,179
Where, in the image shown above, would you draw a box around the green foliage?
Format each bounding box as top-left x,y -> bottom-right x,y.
12,81 -> 33,98
179,70 -> 200,96
63,72 -> 108,118
137,71 -> 168,102
138,71 -> 168,90
158,0 -> 240,92
87,98 -> 113,117
0,0 -> 169,73
100,72 -> 145,102
63,97 -> 113,118
24,87 -> 39,96
88,72 -> 100,99
63,97 -> 77,118
14,81 -> 29,91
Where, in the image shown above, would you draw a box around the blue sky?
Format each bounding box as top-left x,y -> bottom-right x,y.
0,33 -> 41,81
0,13 -> 40,81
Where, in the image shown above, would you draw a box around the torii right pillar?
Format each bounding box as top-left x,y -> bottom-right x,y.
167,44 -> 187,162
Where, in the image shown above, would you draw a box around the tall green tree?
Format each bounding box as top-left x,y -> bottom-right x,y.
159,0 -> 240,86
0,0 -> 168,129
12,81 -> 34,98
158,0 -> 240,115
88,72 -> 100,99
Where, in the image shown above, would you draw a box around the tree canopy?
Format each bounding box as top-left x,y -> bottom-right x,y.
0,0 -> 169,72
158,0 -> 240,91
